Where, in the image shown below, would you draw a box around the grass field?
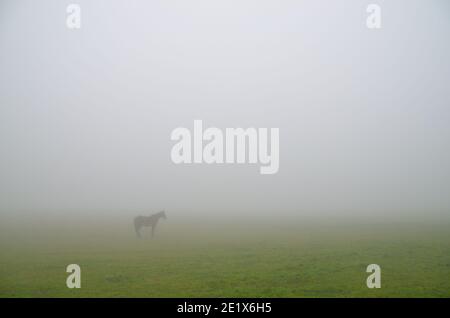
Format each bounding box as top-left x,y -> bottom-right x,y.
1,217 -> 449,297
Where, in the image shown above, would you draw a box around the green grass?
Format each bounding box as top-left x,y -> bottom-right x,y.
1,219 -> 449,297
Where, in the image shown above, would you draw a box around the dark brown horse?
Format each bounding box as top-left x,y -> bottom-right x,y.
134,210 -> 167,238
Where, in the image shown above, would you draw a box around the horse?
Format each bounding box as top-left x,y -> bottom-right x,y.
133,210 -> 167,238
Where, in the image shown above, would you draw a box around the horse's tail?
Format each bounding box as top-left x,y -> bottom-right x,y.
134,216 -> 141,238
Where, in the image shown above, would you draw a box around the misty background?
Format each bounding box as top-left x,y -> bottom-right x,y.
1,0 -> 449,226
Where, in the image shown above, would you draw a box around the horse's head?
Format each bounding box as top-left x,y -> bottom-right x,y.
160,210 -> 167,220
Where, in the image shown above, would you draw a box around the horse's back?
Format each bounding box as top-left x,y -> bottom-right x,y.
134,215 -> 144,225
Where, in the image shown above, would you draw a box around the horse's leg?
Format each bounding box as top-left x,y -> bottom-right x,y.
136,227 -> 141,238
134,220 -> 141,238
151,224 -> 155,238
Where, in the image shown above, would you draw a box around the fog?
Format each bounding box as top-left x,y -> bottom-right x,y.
1,0 -> 449,225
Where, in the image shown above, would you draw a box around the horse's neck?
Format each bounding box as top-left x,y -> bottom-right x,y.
153,213 -> 163,222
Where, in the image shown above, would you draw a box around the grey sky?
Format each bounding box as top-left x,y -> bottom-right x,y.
0,0 -> 449,219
